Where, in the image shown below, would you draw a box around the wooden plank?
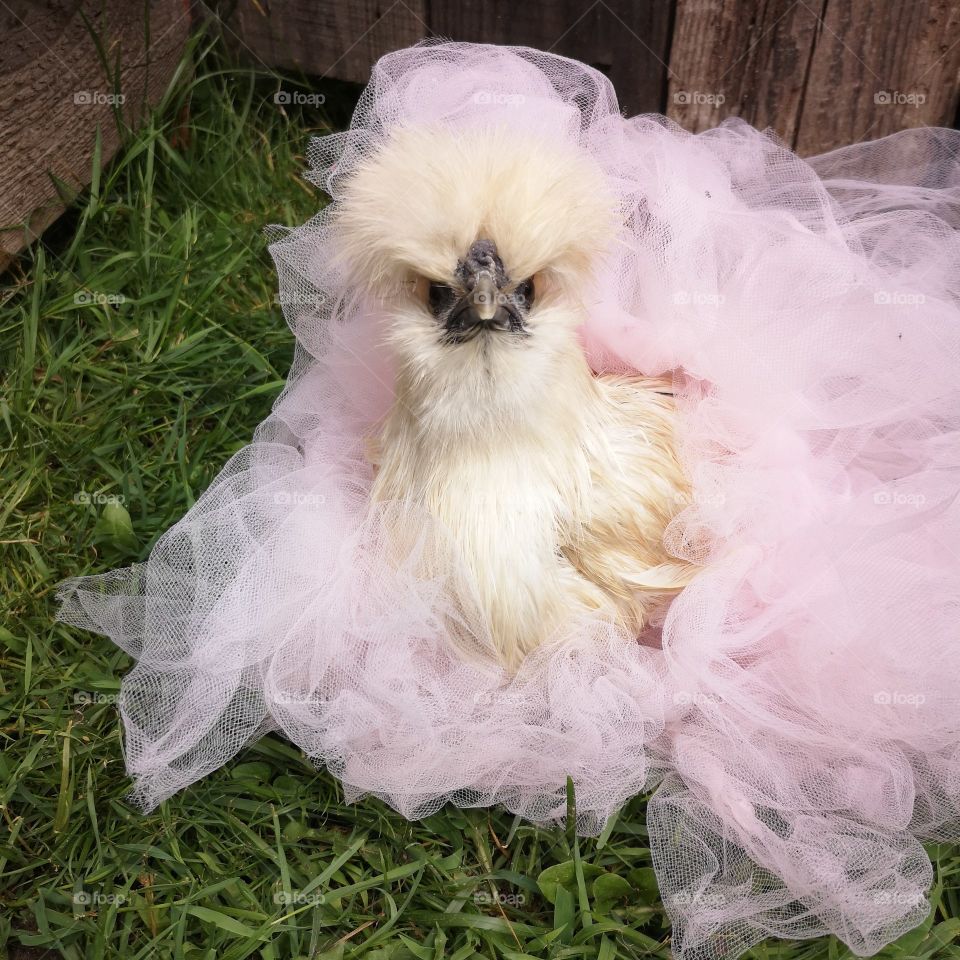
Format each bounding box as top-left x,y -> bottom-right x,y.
796,0 -> 960,155
218,0 -> 428,84
0,0 -> 188,268
218,0 -> 960,154
667,0 -> 960,155
429,0 -> 675,114
220,0 -> 673,113
666,0 -> 818,145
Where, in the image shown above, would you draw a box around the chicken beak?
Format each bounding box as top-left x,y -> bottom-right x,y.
472,270 -> 499,321
443,239 -> 529,342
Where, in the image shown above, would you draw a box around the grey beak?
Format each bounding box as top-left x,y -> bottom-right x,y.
472,270 -> 499,321
442,238 -> 529,343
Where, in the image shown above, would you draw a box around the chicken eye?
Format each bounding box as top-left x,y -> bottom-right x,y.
428,281 -> 457,318
510,278 -> 535,309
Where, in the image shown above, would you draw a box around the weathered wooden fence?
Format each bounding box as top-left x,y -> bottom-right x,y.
0,0 -> 188,269
218,0 -> 960,155
2,0 -> 959,266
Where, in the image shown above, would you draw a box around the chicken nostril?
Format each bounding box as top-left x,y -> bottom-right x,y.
456,238 -> 508,290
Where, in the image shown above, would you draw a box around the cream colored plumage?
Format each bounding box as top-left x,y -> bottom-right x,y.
335,125 -> 696,669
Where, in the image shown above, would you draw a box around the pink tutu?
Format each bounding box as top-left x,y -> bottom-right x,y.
57,42 -> 960,959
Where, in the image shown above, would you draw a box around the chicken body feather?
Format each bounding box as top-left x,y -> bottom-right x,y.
336,124 -> 695,667
369,336 -> 693,668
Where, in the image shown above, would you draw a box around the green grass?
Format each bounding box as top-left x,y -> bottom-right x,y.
2,35 -> 959,960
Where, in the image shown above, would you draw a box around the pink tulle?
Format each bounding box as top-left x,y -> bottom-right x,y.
57,42 -> 960,959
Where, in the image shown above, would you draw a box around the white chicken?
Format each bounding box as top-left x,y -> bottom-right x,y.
334,125 -> 696,669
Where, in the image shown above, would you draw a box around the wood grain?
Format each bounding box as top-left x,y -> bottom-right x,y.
220,0 -> 673,113
667,0 -> 960,154
0,0 -> 188,268
429,0 -> 675,115
796,0 -> 960,155
218,0 -> 428,83
4,0 -> 960,271
666,0 -> 821,144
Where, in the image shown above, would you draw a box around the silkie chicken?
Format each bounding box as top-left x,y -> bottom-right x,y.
334,125 -> 696,670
